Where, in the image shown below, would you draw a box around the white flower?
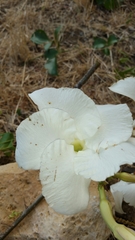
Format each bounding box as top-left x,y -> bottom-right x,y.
109,77 -> 135,101
110,181 -> 135,214
16,88 -> 135,215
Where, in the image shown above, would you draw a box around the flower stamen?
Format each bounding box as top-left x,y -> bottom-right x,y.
71,139 -> 84,152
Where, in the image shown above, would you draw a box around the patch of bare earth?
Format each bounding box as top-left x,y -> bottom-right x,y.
0,0 -> 135,239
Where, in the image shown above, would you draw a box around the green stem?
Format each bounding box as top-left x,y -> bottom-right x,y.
98,182 -> 117,231
114,172 -> 135,183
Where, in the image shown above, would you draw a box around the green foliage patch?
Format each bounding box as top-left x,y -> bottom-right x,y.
0,132 -> 15,156
31,26 -> 62,75
95,0 -> 124,10
93,35 -> 119,55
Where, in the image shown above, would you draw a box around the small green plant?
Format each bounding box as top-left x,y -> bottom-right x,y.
95,0 -> 124,10
0,132 -> 15,156
16,108 -> 22,116
93,35 -> 119,55
115,52 -> 135,78
9,211 -> 21,219
31,26 -> 62,75
115,67 -> 135,79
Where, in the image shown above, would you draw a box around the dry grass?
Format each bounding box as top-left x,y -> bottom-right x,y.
0,0 -> 135,159
0,8 -> 135,130
1,1 -> 135,238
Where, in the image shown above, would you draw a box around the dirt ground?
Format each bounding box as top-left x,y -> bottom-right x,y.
1,0 -> 135,239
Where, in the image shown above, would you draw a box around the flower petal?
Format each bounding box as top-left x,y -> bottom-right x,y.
123,183 -> 135,207
87,104 -> 133,150
109,77 -> 135,101
111,181 -> 135,213
74,142 -> 135,181
29,88 -> 101,138
16,108 -> 76,170
39,139 -> 91,215
110,181 -> 125,214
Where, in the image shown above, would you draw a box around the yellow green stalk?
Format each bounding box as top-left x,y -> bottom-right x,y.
114,172 -> 135,183
98,182 -> 135,240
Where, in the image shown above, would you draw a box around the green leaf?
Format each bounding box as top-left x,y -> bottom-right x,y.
104,0 -> 122,10
45,49 -> 58,59
0,133 -> 14,153
16,108 -> 22,116
107,35 -> 119,46
95,0 -> 123,10
9,211 -> 21,219
0,133 -> 14,144
119,57 -> 130,64
54,26 -> 61,44
93,37 -> 106,49
103,48 -> 110,55
95,0 -> 104,6
44,41 -> 52,51
116,67 -> 135,78
45,58 -> 58,75
31,30 -> 50,45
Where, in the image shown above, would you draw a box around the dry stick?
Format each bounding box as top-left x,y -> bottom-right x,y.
0,195 -> 44,240
0,61 -> 100,240
74,62 -> 100,89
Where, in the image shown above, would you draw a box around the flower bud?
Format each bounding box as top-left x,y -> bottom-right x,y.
114,224 -> 135,240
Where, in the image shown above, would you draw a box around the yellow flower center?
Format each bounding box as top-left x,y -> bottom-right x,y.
72,139 -> 84,152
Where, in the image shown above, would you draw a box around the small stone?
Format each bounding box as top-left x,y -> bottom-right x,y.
0,163 -> 111,240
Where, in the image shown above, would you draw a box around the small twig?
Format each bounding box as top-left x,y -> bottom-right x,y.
110,49 -> 114,68
0,194 -> 44,240
1,63 -> 100,240
74,62 -> 100,89
11,97 -> 21,125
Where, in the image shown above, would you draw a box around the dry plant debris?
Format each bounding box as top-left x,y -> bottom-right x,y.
0,0 -> 135,239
